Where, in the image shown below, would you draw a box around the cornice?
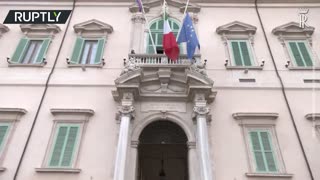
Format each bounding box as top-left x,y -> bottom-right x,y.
305,113 -> 320,121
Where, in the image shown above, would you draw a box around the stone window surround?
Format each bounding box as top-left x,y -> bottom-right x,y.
272,22 -> 319,70
68,19 -> 113,68
216,21 -> 264,70
233,112 -> 293,178
8,24 -> 61,67
35,108 -> 94,173
0,108 -> 27,172
305,113 -> 320,138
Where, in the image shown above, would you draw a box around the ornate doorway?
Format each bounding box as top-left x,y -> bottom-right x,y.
138,121 -> 188,180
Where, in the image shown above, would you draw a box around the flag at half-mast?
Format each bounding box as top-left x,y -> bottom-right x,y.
162,1 -> 179,60
136,0 -> 143,12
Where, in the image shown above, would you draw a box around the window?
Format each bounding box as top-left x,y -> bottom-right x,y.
148,18 -> 180,54
248,129 -> 278,173
47,123 -> 81,168
10,38 -> 50,64
69,37 -> 105,65
37,108 -> 94,172
0,123 -> 11,156
287,41 -> 313,67
229,40 -> 253,66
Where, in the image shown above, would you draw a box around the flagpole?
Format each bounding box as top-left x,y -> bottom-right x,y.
176,0 -> 190,41
139,0 -> 157,54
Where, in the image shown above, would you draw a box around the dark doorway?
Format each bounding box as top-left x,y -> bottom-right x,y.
138,121 -> 188,180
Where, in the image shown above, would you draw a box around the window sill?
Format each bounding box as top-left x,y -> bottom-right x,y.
8,63 -> 45,67
67,64 -> 103,68
288,66 -> 320,70
35,168 -> 81,173
226,66 -> 263,70
0,167 -> 6,172
246,173 -> 293,178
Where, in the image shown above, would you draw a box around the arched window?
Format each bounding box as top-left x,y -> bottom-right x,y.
147,18 -> 180,54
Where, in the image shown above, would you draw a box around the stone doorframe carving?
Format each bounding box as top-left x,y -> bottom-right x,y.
112,61 -> 216,180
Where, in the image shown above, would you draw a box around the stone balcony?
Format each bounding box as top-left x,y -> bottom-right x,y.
127,54 -> 202,67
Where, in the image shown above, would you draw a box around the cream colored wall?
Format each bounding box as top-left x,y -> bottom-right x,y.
0,1 -> 319,180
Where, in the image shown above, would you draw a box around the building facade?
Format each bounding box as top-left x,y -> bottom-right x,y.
0,0 -> 319,180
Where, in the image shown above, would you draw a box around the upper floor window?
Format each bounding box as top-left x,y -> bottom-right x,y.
272,22 -> 318,69
216,21 -> 263,69
69,19 -> 113,67
229,40 -> 254,66
8,24 -> 60,67
69,38 -> 105,65
11,38 -> 50,65
286,40 -> 313,67
147,18 -> 180,54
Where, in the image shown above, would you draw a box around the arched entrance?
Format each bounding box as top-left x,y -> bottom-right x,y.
138,120 -> 188,180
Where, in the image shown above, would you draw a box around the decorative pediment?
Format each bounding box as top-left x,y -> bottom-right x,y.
272,22 -> 314,36
112,66 -> 216,104
0,23 -> 9,35
20,24 -> 61,35
0,108 -> 27,121
216,21 -> 257,35
73,19 -> 113,34
129,0 -> 200,13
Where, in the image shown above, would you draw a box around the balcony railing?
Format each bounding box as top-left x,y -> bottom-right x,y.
128,54 -> 201,67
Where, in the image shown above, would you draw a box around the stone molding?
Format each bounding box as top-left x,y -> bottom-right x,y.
73,19 -> 113,36
216,21 -> 257,35
233,112 -> 279,125
305,113 -> 320,121
35,168 -> 81,173
0,23 -> 9,38
129,0 -> 200,13
50,108 -> 94,122
131,13 -> 146,23
246,173 -> 293,178
0,108 -> 27,122
20,24 -> 61,38
272,22 -> 315,36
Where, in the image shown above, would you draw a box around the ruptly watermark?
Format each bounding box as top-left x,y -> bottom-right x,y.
299,8 -> 309,29
3,10 -> 71,24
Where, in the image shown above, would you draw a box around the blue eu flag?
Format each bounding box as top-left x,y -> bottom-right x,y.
177,12 -> 200,60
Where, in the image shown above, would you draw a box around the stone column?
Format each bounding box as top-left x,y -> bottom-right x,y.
187,141 -> 198,180
193,94 -> 213,180
113,93 -> 135,180
127,141 -> 139,180
130,13 -> 146,54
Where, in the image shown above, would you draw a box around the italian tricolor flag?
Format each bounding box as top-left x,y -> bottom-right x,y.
162,1 -> 179,60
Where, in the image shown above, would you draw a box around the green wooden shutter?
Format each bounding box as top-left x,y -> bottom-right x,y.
49,126 -> 68,167
240,41 -> 252,66
49,124 -> 80,167
250,131 -> 266,172
93,38 -> 105,64
297,42 -> 313,67
61,126 -> 79,166
250,130 -> 278,173
231,41 -> 242,66
260,132 -> 277,172
11,38 -> 29,63
70,37 -> 85,64
289,42 -> 304,67
0,125 -> 10,152
35,38 -> 51,64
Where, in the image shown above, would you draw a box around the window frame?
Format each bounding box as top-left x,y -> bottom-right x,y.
285,40 -> 316,67
243,125 -> 286,174
79,38 -> 100,65
42,121 -> 85,169
20,39 -> 45,64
